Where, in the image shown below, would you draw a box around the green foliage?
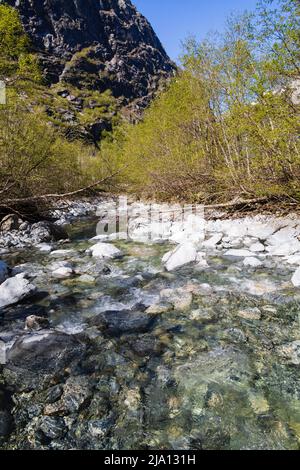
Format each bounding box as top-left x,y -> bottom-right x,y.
101,0 -> 300,203
0,96 -> 113,204
0,3 -> 42,84
0,4 -> 28,60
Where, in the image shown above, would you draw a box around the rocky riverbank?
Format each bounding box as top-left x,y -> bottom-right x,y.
0,199 -> 300,449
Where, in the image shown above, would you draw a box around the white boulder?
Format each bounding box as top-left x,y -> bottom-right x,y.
89,243 -> 122,259
0,273 -> 37,309
267,226 -> 299,246
36,244 -> 52,252
50,249 -> 76,258
52,267 -> 74,278
246,222 -> 277,240
285,254 -> 300,265
249,242 -> 265,253
291,267 -> 300,287
0,261 -> 9,284
266,240 -> 300,257
202,233 -> 223,249
162,242 -> 197,271
225,249 -> 254,258
243,257 -> 263,268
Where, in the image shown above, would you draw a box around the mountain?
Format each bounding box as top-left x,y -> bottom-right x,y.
4,0 -> 176,111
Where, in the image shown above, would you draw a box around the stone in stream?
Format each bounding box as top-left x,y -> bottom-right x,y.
162,242 -> 197,271
88,243 -> 123,259
146,302 -> 173,315
0,214 -> 23,232
240,279 -> 278,297
160,288 -> 193,311
123,334 -> 165,357
237,308 -> 262,320
25,315 -> 50,331
89,310 -> 156,336
249,242 -> 265,253
225,249 -> 254,258
267,226 -> 300,246
38,416 -> 66,440
0,273 -> 37,309
0,260 -> 9,284
36,243 -> 52,252
29,222 -> 68,244
4,330 -> 86,391
291,267 -> 300,287
0,410 -> 13,439
44,376 -> 92,416
285,254 -> 300,265
202,233 -> 223,249
50,249 -> 76,258
52,267 -> 74,279
243,257 -> 263,268
267,240 -> 300,257
276,341 -> 300,365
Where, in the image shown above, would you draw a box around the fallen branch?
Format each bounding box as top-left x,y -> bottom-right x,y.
203,196 -> 271,209
0,169 -> 123,207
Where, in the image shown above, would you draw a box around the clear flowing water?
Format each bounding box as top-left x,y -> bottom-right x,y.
1,217 -> 300,450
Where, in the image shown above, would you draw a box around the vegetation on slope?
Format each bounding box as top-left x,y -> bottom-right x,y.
0,0 -> 299,215
100,0 -> 300,204
0,4 -> 118,215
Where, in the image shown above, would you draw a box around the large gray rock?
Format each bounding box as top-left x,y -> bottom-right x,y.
0,260 -> 9,284
4,330 -> 86,391
5,0 -> 175,109
162,242 -> 197,271
90,309 -> 156,336
0,273 -> 37,309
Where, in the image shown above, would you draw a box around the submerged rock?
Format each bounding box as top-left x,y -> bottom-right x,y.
4,330 -> 86,391
160,288 -> 193,311
162,242 -> 197,271
237,308 -> 262,320
89,243 -> 123,259
25,315 -> 50,331
0,274 -> 37,309
243,257 -> 263,268
0,261 -> 9,284
44,376 -> 92,416
50,249 -> 76,258
90,309 -> 156,336
225,249 -> 254,258
276,341 -> 300,365
146,303 -> 173,315
52,267 -> 74,279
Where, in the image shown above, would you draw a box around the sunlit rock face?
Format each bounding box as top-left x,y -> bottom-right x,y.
5,0 -> 175,107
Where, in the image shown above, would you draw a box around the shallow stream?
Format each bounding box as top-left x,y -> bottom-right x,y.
1,216 -> 300,450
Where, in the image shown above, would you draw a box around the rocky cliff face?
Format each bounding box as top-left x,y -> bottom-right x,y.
5,0 -> 175,109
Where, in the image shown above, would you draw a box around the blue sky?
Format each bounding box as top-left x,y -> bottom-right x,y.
134,0 -> 260,62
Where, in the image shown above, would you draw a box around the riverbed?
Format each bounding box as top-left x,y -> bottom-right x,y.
0,205 -> 300,450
